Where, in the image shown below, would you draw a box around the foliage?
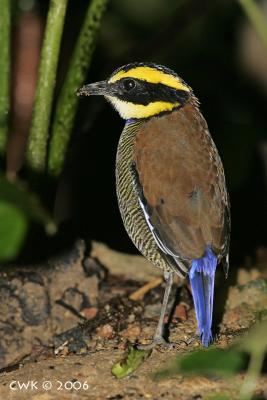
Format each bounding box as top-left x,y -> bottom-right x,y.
0,0 -> 109,262
154,321 -> 267,400
48,0 -> 109,177
153,347 -> 245,380
0,0 -> 10,154
112,345 -> 152,379
26,0 -> 68,172
0,174 -> 56,262
111,321 -> 267,396
0,202 -> 27,262
238,0 -> 267,50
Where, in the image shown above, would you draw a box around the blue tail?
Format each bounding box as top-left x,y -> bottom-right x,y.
189,247 -> 217,347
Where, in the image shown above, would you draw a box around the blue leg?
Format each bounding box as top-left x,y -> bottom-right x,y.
189,247 -> 217,347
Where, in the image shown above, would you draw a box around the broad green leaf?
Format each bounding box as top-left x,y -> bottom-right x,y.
0,174 -> 56,262
0,174 -> 56,234
112,345 -> 152,379
0,201 -> 28,261
154,348 -> 245,380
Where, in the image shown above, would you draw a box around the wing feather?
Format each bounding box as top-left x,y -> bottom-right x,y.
131,104 -> 230,275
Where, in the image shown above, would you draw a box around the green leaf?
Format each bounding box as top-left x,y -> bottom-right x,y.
0,174 -> 56,235
112,345 -> 152,379
0,174 -> 56,262
0,201 -> 28,261
204,395 -> 230,400
154,348 -> 245,380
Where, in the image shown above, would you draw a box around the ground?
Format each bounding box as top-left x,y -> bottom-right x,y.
0,241 -> 267,399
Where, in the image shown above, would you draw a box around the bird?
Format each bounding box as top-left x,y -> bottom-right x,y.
77,62 -> 230,348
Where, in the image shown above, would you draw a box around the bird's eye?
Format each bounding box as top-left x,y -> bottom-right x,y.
123,79 -> 136,91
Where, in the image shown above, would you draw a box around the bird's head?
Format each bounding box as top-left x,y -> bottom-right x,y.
77,62 -> 192,120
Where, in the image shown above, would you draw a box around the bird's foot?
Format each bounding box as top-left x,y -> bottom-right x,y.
183,334 -> 199,346
136,335 -> 175,351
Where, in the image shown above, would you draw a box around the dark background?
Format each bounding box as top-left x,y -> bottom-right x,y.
12,0 -> 267,266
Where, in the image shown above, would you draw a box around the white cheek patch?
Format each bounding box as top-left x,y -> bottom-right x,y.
105,95 -> 178,120
105,96 -> 135,120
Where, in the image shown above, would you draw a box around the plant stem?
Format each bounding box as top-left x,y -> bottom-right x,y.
239,350 -> 264,400
48,0 -> 109,177
0,0 -> 11,156
238,0 -> 267,50
26,0 -> 68,173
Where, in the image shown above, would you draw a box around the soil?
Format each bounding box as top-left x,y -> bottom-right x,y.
0,241 -> 267,400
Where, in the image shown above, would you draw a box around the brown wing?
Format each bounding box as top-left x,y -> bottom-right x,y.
132,102 -> 230,273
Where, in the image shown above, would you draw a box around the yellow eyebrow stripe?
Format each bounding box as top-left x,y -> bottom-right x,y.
108,66 -> 190,92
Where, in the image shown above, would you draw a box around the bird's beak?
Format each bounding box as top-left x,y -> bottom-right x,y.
77,81 -> 110,97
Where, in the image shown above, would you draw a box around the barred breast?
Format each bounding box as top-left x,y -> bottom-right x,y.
115,121 -> 171,273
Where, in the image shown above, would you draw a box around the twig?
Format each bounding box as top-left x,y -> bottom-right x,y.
238,0 -> 267,50
26,0 -> 68,173
129,277 -> 163,301
48,0 -> 109,177
0,0 -> 11,155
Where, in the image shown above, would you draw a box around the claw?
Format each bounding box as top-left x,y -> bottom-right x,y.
184,334 -> 199,346
137,335 -> 175,350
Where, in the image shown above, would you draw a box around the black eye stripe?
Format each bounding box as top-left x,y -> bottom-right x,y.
113,79 -> 189,106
